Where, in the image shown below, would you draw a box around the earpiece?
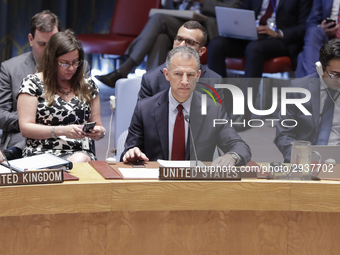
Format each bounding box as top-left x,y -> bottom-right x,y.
316,61 -> 323,78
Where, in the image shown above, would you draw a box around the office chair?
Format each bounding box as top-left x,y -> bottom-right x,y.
78,0 -> 161,69
113,78 -> 142,161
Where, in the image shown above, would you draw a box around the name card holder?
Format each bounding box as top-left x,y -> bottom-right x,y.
0,170 -> 64,186
159,167 -> 241,180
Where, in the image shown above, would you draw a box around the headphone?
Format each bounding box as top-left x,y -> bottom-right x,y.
316,61 -> 323,77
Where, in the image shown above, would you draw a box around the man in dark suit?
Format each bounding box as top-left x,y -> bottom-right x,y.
95,0 -> 241,88
122,46 -> 251,166
275,39 -> 340,162
296,0 -> 338,78
0,10 -> 61,159
207,0 -> 312,124
138,20 -> 223,104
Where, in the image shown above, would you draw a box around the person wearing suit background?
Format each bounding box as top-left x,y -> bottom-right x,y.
122,46 -> 251,166
296,0 -> 338,78
95,0 -> 241,88
138,20 -> 224,105
0,10 -> 60,160
275,39 -> 340,162
207,0 -> 312,128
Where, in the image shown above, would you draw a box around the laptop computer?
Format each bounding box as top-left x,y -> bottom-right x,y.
0,150 -> 72,173
215,6 -> 258,41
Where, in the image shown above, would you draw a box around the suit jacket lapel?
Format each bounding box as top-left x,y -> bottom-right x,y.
24,52 -> 36,75
277,0 -> 283,11
154,90 -> 169,159
190,92 -> 205,141
324,0 -> 333,17
254,0 -> 264,16
309,77 -> 321,133
158,63 -> 169,93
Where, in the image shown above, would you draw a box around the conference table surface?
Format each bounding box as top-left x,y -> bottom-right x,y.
1,161 -> 340,217
1,162 -> 340,255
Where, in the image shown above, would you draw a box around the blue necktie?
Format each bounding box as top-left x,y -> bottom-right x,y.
316,89 -> 337,145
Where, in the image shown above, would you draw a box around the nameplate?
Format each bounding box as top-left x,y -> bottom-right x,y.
0,170 -> 64,186
159,166 -> 241,180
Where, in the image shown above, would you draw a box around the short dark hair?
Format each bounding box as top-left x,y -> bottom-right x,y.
319,39 -> 340,67
183,20 -> 207,46
30,10 -> 61,38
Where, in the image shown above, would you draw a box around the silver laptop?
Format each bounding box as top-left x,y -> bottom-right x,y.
311,145 -> 340,163
215,6 -> 258,41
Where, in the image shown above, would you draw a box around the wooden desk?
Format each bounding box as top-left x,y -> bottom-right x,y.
1,162 -> 340,254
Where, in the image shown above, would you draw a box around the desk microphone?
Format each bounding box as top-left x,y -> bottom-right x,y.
0,150 -> 14,173
184,115 -> 198,167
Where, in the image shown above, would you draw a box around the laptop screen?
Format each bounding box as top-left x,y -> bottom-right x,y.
215,6 -> 258,41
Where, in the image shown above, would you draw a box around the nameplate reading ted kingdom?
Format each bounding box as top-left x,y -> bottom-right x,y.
0,170 -> 64,186
159,166 -> 241,180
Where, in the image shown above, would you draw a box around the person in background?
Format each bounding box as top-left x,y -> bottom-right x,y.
207,0 -> 312,130
0,10 -> 60,160
17,30 -> 106,163
122,46 -> 251,166
296,0 -> 339,78
138,20 -> 224,105
275,39 -> 340,162
95,0 -> 241,88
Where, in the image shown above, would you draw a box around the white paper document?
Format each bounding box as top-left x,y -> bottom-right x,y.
0,165 -> 12,174
118,168 -> 159,179
157,160 -> 205,167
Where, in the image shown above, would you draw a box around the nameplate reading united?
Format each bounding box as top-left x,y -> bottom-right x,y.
0,170 -> 64,186
159,166 -> 241,180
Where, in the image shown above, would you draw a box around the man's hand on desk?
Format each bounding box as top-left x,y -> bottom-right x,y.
211,153 -> 237,167
123,147 -> 149,163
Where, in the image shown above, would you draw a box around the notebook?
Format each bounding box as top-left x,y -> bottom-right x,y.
215,6 -> 258,41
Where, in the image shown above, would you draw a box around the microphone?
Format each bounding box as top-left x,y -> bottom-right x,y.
0,149 -> 14,173
184,115 -> 198,166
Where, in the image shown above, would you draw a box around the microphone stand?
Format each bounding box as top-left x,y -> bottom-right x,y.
184,115 -> 198,167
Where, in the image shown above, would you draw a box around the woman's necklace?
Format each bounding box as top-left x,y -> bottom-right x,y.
59,86 -> 72,100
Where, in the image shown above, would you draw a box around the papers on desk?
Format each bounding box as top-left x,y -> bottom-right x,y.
0,165 -> 12,174
118,168 -> 159,179
157,159 -> 205,167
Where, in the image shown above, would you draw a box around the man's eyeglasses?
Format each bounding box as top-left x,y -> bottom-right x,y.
174,36 -> 200,47
324,66 -> 340,79
58,60 -> 83,70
